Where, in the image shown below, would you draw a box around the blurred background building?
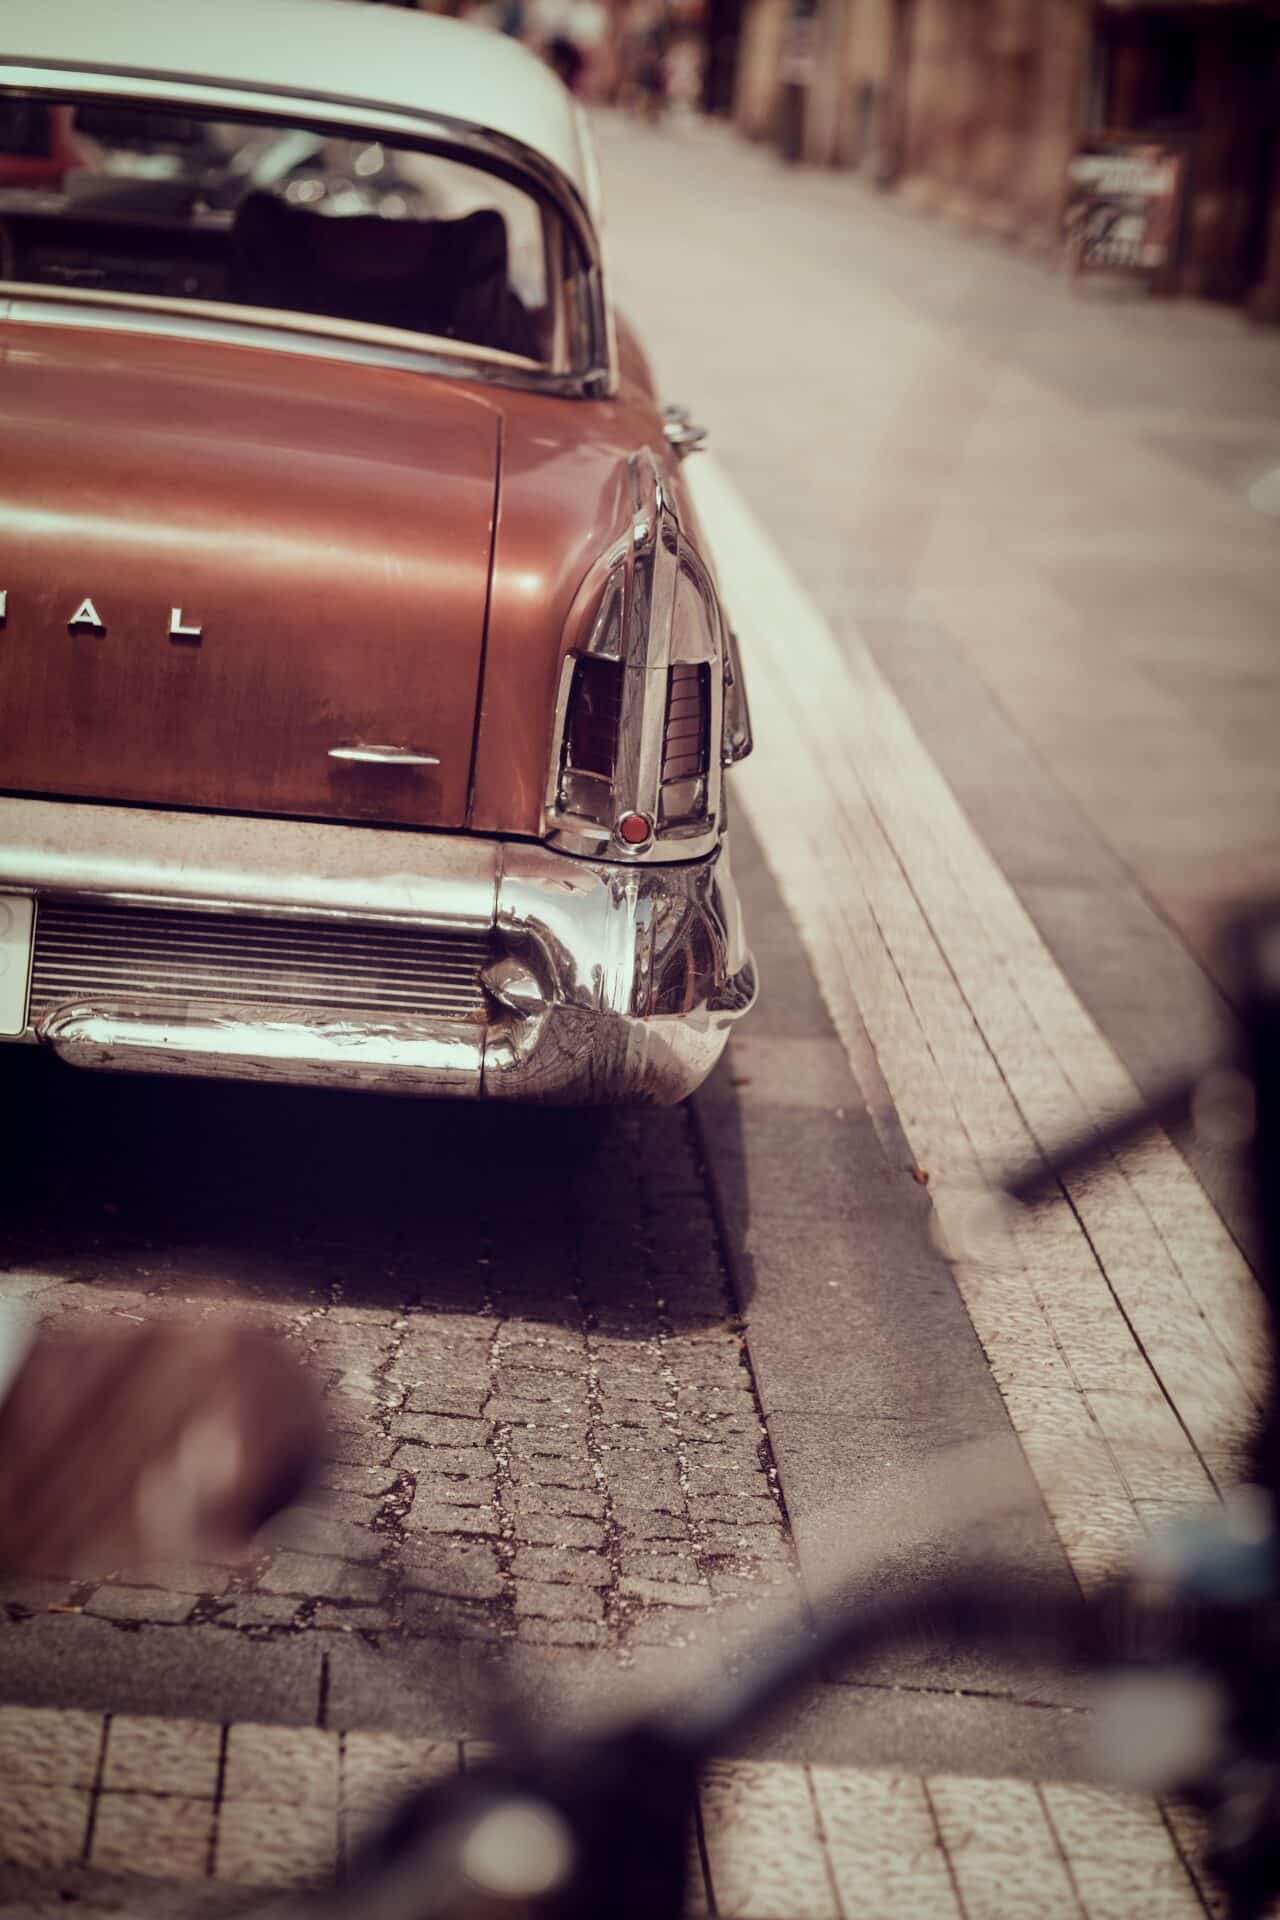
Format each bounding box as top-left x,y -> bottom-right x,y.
359,0 -> 1280,321
734,0 -> 1280,318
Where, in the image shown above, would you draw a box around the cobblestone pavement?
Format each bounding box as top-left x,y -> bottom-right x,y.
0,1704 -> 1213,1918
0,1050 -> 794,1726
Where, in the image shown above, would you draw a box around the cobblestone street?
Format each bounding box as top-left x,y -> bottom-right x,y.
1,1052 -> 796,1730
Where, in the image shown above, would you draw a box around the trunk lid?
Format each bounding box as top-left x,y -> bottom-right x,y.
0,322 -> 499,829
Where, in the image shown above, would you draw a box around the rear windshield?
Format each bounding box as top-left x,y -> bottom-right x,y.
0,93 -> 592,373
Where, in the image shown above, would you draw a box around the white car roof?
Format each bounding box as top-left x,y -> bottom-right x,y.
0,0 -> 599,216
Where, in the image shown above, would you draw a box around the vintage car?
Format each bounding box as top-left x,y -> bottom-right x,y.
0,0 -> 755,1103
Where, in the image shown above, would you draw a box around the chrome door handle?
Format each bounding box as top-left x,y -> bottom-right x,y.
328,744 -> 440,766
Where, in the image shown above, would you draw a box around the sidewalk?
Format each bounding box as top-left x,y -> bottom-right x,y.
594,113 -> 1276,1579
598,112 -> 1280,1251
0,1704 -> 1213,1918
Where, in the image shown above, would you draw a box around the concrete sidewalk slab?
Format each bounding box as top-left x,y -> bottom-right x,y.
0,1706 -> 1213,1917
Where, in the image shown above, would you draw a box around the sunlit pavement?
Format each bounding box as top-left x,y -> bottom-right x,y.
596,107 -> 1280,1560
2,108 -> 1279,1920
0,1703 -> 1214,1916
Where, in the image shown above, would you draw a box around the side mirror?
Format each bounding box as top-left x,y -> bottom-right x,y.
663,403 -> 708,458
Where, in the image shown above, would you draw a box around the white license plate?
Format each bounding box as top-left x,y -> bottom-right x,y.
0,895 -> 34,1037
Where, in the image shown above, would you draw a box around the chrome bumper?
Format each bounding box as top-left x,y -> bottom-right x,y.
0,798 -> 756,1103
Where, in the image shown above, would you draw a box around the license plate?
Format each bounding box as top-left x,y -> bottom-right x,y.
0,895 -> 34,1037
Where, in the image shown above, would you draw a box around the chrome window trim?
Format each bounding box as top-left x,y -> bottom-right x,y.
0,66 -> 615,397
0,291 -> 594,399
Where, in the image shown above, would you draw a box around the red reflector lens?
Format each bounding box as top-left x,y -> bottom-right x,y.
565,656 -> 622,780
617,812 -> 652,846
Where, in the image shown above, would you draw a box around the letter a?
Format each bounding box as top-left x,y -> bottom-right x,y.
68,598 -> 104,632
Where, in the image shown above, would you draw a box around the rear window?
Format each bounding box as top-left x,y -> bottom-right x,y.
0,92 -> 592,373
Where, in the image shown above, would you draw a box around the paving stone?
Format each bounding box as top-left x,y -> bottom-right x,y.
261,1511 -> 380,1562
102,1714 -> 221,1798
512,1514 -> 606,1550
487,1389 -> 590,1420
511,1580 -> 605,1622
619,1575 -> 709,1609
626,1607 -> 709,1646
398,1540 -> 503,1602
504,1424 -> 583,1455
619,1552 -> 703,1584
405,1500 -> 498,1538
510,1548 -> 611,1588
341,1734 -> 459,1848
510,1617 -> 611,1648
214,1799 -> 337,1888
610,1510 -> 688,1542
404,1385 -> 489,1418
301,1490 -> 384,1526
311,1605 -> 399,1633
87,1586 -> 194,1624
318,1465 -> 402,1498
324,1429 -> 397,1468
134,1561 -> 233,1596
0,1786 -> 91,1869
929,1775 -> 1080,1918
258,1554 -> 385,1603
391,1414 -> 489,1447
218,1595 -> 303,1629
693,1492 -> 779,1523
395,1444 -> 495,1479
504,1484 -> 605,1522
700,1760 -> 839,1919
609,1491 -> 684,1522
0,1707 -> 102,1788
411,1479 -> 498,1514
506,1460 -> 599,1491
223,1724 -> 339,1806
91,1793 -> 215,1879
697,1522 -> 793,1558
399,1594 -> 499,1640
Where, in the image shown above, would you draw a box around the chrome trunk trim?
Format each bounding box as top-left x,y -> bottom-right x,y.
0,797 -> 755,1103
0,799 -> 500,930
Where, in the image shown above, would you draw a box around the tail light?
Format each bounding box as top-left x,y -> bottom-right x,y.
659,662 -> 710,828
556,655 -> 622,830
546,451 -> 748,861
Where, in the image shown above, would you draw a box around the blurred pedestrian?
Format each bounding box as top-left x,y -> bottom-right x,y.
528,0 -> 606,95
623,2 -> 671,123
546,31 -> 586,91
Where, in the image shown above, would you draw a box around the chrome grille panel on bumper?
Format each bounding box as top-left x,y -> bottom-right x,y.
29,900 -> 491,1026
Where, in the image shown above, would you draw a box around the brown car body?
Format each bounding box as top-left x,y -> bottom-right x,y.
0,0 -> 756,1103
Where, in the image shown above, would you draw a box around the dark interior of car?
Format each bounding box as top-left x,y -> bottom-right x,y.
0,98 -> 546,362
